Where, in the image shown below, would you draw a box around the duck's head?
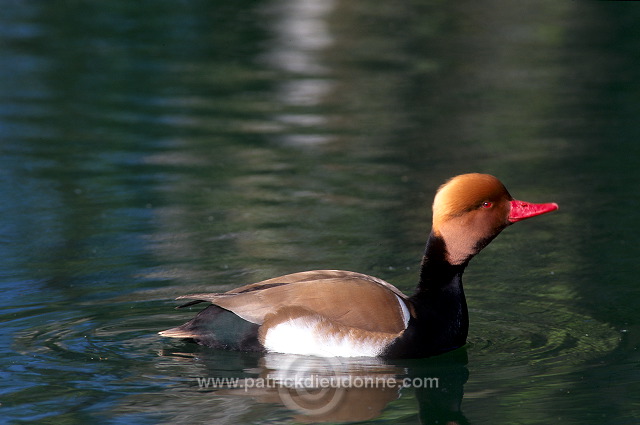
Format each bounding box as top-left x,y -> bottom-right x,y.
432,173 -> 558,265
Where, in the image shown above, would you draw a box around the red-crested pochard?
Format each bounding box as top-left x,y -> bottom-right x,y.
159,173 -> 558,358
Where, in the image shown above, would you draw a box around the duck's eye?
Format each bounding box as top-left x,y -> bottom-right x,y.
482,201 -> 493,209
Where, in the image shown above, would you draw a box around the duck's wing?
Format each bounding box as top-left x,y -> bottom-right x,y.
173,270 -> 412,334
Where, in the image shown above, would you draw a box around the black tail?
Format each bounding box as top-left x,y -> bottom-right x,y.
159,304 -> 263,351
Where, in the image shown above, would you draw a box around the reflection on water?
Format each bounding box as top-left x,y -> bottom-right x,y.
205,353 -> 404,422
2,0 -> 640,423
154,348 -> 469,424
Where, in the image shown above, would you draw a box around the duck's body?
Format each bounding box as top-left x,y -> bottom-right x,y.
160,174 -> 558,358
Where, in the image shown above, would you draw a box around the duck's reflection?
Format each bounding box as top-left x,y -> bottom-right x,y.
163,347 -> 469,424
238,353 -> 403,422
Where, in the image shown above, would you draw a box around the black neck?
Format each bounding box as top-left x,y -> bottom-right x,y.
415,232 -> 468,295
386,232 -> 469,358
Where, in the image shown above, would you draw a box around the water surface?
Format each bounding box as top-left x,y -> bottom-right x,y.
2,1 -> 639,423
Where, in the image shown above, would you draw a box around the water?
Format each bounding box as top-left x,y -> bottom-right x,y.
1,1 -> 639,423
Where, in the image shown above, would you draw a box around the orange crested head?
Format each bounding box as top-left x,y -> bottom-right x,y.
432,174 -> 511,227
431,173 -> 558,265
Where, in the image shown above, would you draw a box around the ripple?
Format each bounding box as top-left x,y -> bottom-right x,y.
467,293 -> 620,369
3,287 -> 622,424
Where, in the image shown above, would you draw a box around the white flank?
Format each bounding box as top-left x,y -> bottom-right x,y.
263,316 -> 387,357
396,295 -> 410,328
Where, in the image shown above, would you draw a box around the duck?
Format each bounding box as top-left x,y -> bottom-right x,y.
159,173 -> 558,358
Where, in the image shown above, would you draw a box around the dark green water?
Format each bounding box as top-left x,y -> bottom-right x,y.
2,1 -> 639,423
